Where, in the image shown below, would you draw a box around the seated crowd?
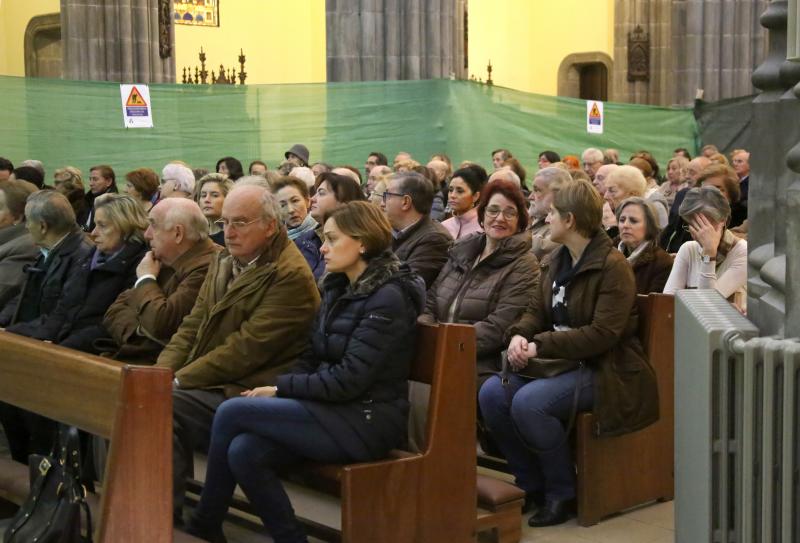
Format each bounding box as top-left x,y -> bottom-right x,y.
0,142 -> 750,542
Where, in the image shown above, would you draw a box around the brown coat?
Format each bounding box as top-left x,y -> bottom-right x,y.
421,231 -> 539,376
627,242 -> 673,295
507,230 -> 659,437
156,228 -> 320,396
103,238 -> 221,364
529,218 -> 560,273
392,216 -> 452,288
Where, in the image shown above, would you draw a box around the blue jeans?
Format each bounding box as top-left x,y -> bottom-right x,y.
191,397 -> 369,543
478,369 -> 594,500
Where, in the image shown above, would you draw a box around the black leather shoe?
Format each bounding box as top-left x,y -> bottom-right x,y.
184,522 -> 229,543
522,491 -> 545,514
527,498 -> 576,527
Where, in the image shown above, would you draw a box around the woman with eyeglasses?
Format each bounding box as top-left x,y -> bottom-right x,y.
295,172 -> 366,281
663,186 -> 747,311
194,174 -> 235,246
420,179 -> 540,381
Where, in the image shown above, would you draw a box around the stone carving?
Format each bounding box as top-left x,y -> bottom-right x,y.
627,25 -> 650,82
159,0 -> 172,59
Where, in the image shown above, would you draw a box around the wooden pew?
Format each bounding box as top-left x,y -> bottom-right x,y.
0,331 -> 180,542
575,293 -> 675,526
186,322 -> 524,543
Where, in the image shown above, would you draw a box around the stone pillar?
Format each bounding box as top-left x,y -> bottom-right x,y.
747,0 -> 800,336
326,0 -> 464,82
61,0 -> 175,83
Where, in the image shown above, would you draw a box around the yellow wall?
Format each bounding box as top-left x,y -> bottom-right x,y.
174,0 -> 326,85
0,0 -> 61,76
468,0 -> 614,96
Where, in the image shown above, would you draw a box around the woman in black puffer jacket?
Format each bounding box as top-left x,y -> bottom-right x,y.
187,201 -> 425,543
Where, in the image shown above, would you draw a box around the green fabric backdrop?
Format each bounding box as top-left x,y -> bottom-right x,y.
0,76 -> 698,182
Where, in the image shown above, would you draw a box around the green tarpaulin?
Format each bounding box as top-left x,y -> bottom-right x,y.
0,75 -> 698,182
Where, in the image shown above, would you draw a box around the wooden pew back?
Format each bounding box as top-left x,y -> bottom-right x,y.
0,332 -> 173,542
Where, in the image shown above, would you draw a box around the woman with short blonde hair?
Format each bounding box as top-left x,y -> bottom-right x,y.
194,174 -> 235,237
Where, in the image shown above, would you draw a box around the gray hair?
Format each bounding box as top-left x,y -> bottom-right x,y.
679,186 -> 731,224
581,148 -> 604,163
236,175 -> 272,190
21,159 -> 45,177
534,166 -> 572,190
25,191 -> 77,235
615,197 -> 660,241
260,189 -> 282,224
162,163 -> 196,194
392,171 -> 434,215
160,198 -> 209,242
289,166 -> 316,189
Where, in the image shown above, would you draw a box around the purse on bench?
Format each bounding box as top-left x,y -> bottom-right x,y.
3,425 -> 93,543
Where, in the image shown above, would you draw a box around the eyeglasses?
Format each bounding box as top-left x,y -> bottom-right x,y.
485,206 -> 518,219
215,217 -> 262,231
381,191 -> 406,203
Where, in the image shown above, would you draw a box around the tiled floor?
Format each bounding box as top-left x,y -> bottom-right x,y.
0,428 -> 674,542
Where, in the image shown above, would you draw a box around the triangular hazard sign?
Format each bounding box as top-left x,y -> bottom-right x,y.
589,103 -> 601,117
126,87 -> 147,107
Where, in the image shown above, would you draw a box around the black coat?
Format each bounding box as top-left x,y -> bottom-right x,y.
77,184 -> 119,232
276,252 -> 425,461
8,238 -> 146,353
0,230 -> 94,327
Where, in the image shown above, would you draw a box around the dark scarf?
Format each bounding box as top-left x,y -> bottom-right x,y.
550,246 -> 590,329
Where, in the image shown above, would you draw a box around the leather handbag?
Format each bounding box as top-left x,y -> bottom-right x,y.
3,425 -> 93,543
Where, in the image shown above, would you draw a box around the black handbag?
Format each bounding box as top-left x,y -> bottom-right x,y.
3,425 -> 92,543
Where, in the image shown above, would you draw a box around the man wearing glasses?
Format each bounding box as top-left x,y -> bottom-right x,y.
156,184 -> 320,525
381,172 -> 452,288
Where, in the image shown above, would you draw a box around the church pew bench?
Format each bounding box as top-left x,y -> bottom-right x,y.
0,331 -> 198,542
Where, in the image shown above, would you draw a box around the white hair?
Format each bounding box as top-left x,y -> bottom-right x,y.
236,175 -> 271,190
290,166 -> 316,189
21,159 -> 45,177
581,148 -> 604,163
160,198 -> 209,242
162,163 -> 196,194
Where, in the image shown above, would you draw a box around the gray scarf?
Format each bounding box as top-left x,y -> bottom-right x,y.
287,214 -> 318,241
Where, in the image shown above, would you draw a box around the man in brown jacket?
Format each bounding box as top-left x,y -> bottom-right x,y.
103,198 -> 220,363
529,167 -> 571,272
382,172 -> 452,287
156,185 -> 320,522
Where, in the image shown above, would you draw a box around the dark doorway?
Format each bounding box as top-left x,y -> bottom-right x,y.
579,63 -> 608,101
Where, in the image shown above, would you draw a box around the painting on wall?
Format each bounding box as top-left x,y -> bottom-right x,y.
174,0 -> 219,27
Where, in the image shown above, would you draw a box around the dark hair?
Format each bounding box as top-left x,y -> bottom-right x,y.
368,152 -> 388,166
491,148 -> 512,161
90,165 -> 116,184
215,157 -> 244,181
451,165 -> 488,194
393,172 -> 435,215
673,148 -> 692,160
477,179 -> 529,231
311,162 -> 333,173
538,150 -> 560,163
0,157 -> 13,173
326,201 -> 392,260
0,180 -> 38,220
125,168 -> 160,201
315,172 -> 366,203
12,166 -> 44,188
248,160 -> 268,174
272,176 -> 310,200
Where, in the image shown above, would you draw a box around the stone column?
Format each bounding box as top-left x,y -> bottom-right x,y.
61,0 -> 175,83
326,0 -> 463,82
748,0 -> 800,336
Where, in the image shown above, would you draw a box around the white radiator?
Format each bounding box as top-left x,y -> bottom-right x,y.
675,290 -> 799,543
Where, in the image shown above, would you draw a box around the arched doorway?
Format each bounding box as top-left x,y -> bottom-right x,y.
558,52 -> 613,102
25,13 -> 62,78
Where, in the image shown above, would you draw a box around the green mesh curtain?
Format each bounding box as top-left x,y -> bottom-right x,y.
0,76 -> 698,183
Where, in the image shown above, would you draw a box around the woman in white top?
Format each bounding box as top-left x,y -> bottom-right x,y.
663,186 -> 747,310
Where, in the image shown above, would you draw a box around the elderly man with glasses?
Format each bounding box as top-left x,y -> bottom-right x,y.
380,172 -> 452,287
156,184 -> 320,525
